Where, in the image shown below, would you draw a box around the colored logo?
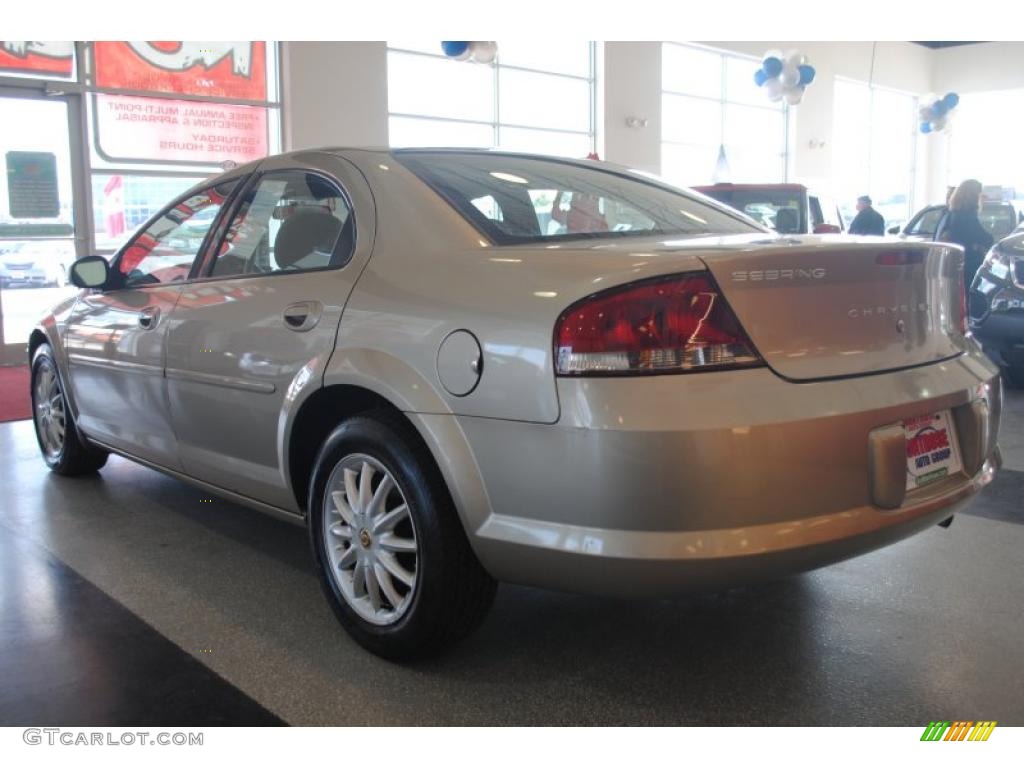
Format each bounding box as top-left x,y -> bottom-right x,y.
920,721 -> 997,741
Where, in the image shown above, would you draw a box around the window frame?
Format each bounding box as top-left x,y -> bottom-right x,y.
661,42 -> 790,185
385,43 -> 598,154
191,168 -> 358,283
832,76 -> 919,227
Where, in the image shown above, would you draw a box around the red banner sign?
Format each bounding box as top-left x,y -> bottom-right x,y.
0,41 -> 74,77
95,94 -> 268,165
94,42 -> 267,101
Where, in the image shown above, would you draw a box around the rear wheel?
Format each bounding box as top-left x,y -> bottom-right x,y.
31,344 -> 108,475
309,412 -> 496,660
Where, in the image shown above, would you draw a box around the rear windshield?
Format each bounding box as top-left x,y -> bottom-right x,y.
395,151 -> 761,245
699,188 -> 806,234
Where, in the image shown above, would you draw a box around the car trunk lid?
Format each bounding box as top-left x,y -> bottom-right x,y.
696,239 -> 967,381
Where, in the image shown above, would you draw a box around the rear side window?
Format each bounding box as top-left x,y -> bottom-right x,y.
117,179 -> 237,287
396,152 -> 759,245
206,171 -> 354,279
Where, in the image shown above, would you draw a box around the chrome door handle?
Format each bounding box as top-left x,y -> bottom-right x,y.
138,306 -> 161,330
282,301 -> 322,332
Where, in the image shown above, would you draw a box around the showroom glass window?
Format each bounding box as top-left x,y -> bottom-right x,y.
83,42 -> 282,253
386,41 -> 597,157
661,43 -> 790,186
832,78 -> 917,229
947,89 -> 1024,214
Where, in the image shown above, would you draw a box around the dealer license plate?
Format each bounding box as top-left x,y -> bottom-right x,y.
904,411 -> 962,490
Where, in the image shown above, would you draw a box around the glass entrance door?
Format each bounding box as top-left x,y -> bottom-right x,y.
0,93 -> 83,366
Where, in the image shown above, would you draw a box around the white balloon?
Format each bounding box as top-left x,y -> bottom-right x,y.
765,79 -> 784,102
471,41 -> 497,64
931,115 -> 947,131
918,106 -> 934,121
784,50 -> 804,68
784,86 -> 804,105
781,65 -> 801,88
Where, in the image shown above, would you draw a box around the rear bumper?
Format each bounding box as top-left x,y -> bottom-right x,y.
457,346 -> 1001,596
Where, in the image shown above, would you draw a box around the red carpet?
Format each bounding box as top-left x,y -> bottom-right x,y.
0,365 -> 32,422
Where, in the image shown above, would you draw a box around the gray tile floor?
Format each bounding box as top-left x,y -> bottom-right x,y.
1,391 -> 1022,725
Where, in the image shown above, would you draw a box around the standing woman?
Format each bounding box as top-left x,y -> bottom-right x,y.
940,179 -> 994,282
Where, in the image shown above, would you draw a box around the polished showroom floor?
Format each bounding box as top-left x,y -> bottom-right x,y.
1,390 -> 1022,726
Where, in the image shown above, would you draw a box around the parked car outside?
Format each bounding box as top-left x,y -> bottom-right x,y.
0,240 -> 75,288
30,149 -> 1001,659
692,183 -> 845,235
970,228 -> 1024,387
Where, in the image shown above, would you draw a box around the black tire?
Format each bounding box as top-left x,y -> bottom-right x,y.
308,411 -> 496,660
30,343 -> 108,475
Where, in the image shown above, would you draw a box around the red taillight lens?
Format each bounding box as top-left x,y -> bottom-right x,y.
554,272 -> 762,376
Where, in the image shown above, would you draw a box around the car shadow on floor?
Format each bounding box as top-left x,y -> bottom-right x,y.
25,448 -> 1024,726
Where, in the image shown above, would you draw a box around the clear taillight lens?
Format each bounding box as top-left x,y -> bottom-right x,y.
554,272 -> 762,376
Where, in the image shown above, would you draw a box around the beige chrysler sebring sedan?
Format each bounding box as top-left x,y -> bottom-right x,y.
30,149 -> 1001,658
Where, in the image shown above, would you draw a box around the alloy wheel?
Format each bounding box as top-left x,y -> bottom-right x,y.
34,362 -> 66,459
322,453 -> 419,625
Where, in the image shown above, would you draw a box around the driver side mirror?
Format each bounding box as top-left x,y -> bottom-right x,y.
69,255 -> 111,290
887,225 -> 901,235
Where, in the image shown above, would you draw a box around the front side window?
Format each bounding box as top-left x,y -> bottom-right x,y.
397,152 -> 759,245
117,178 -> 238,287
207,171 -> 353,278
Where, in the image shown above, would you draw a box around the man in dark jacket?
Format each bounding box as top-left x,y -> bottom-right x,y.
848,195 -> 885,235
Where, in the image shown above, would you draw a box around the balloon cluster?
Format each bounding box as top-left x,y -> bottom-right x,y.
440,41 -> 497,64
754,49 -> 816,106
918,92 -> 959,134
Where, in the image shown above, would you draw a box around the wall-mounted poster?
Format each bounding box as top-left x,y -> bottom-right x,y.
94,94 -> 269,165
6,151 -> 60,219
93,42 -> 267,101
0,41 -> 74,78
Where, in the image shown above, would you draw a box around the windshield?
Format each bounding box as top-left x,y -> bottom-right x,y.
395,151 -> 761,245
698,188 -> 807,234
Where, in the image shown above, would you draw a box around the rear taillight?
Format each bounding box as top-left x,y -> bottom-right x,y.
554,272 -> 762,376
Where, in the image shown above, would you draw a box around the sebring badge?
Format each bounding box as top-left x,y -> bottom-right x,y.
731,267 -> 826,282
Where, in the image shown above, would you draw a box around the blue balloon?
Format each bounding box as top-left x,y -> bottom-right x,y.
932,99 -> 947,116
943,92 -> 960,109
762,56 -> 783,78
797,64 -> 816,86
920,121 -> 933,134
754,69 -> 768,87
441,41 -> 470,58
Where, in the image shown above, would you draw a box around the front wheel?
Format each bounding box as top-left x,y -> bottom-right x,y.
309,412 -> 496,660
31,344 -> 108,475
